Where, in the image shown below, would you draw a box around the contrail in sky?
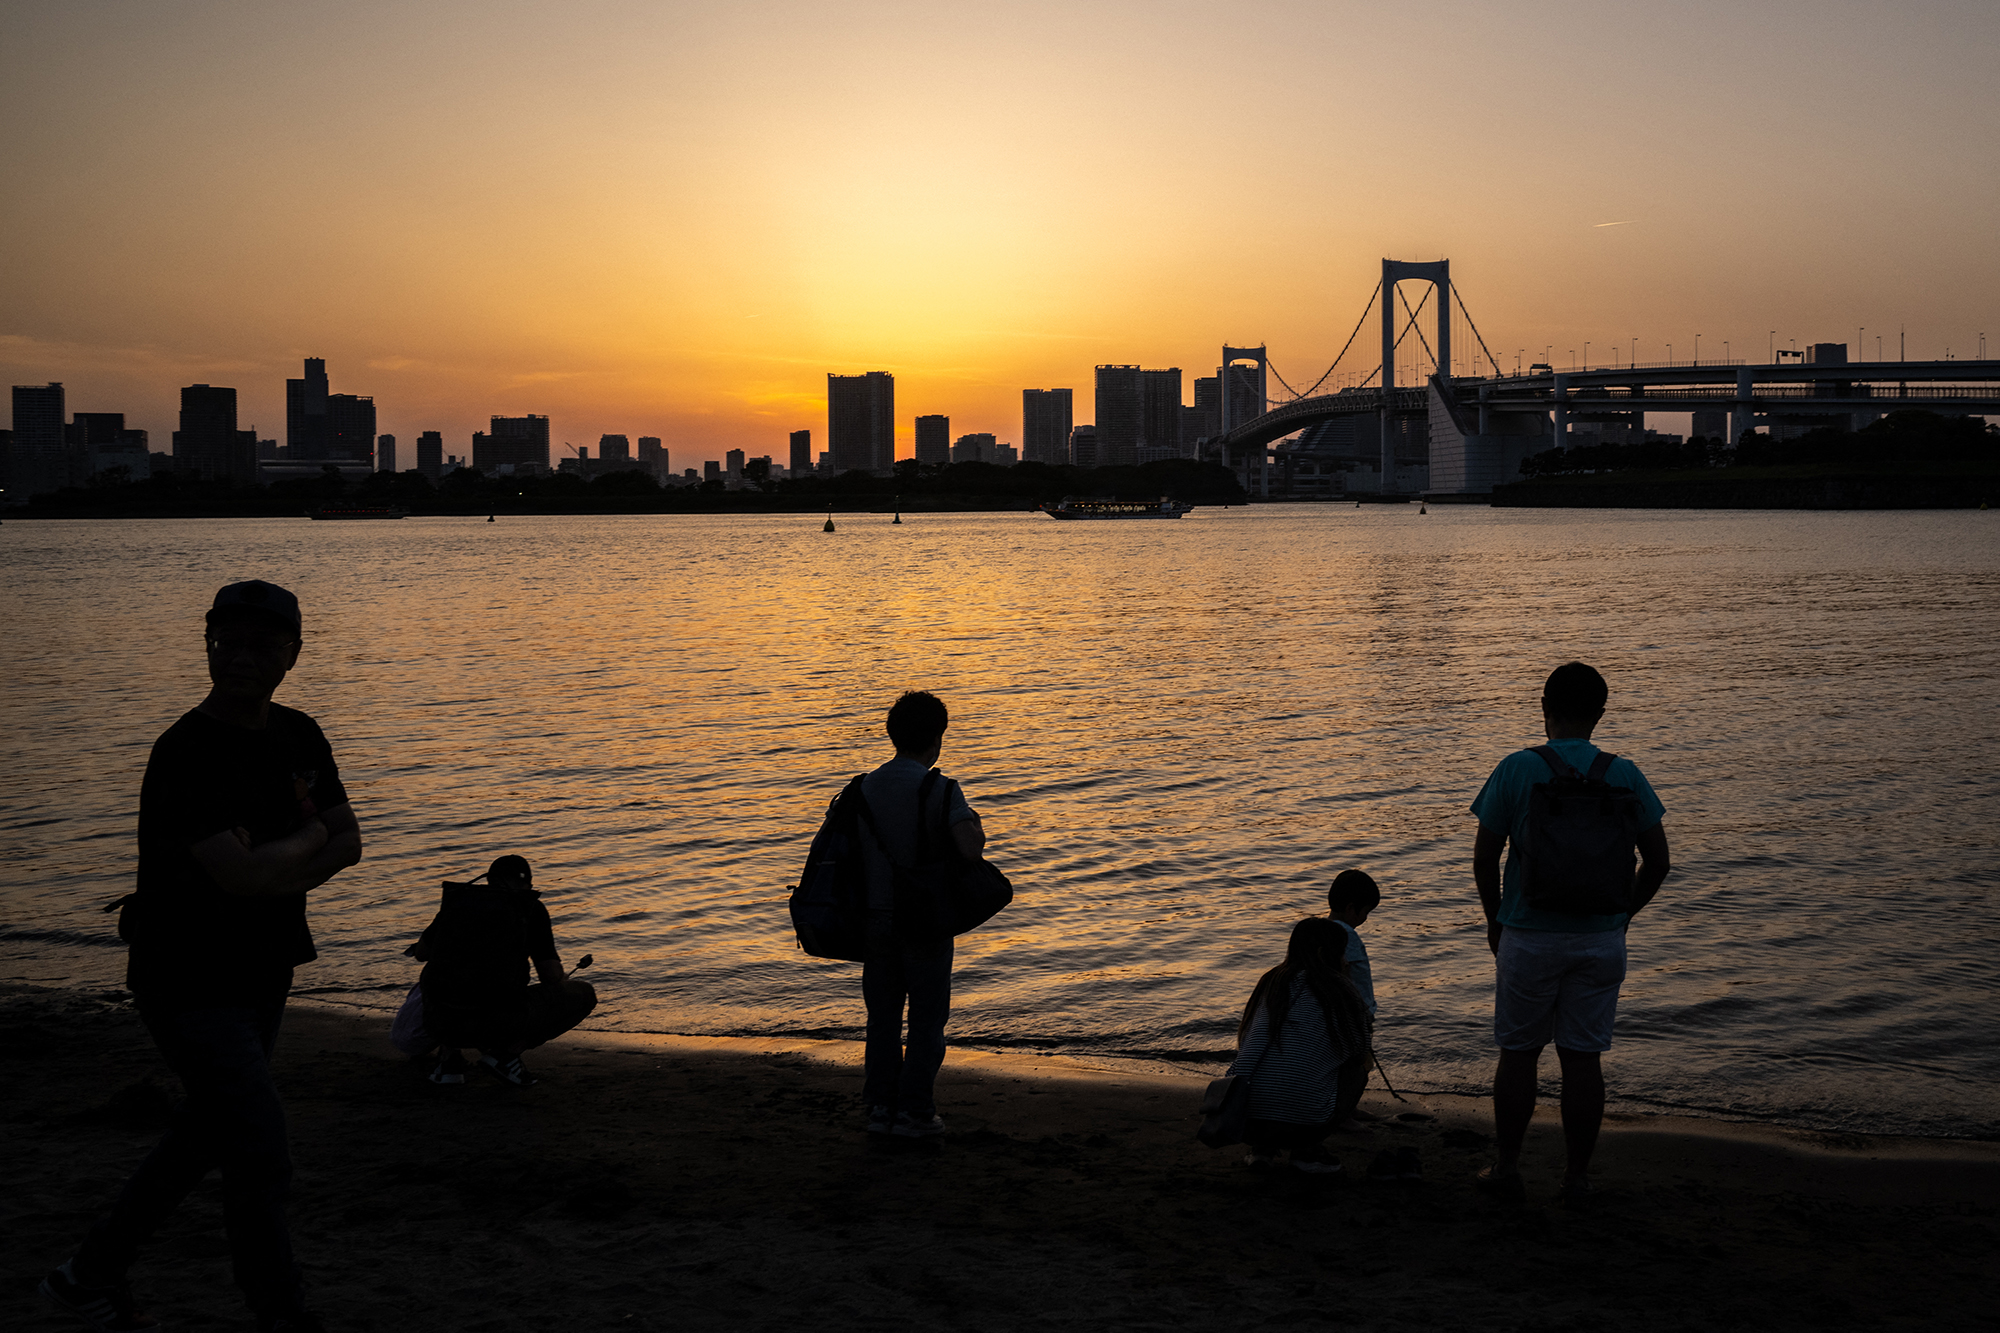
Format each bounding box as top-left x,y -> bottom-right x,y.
1593,220 -> 1636,227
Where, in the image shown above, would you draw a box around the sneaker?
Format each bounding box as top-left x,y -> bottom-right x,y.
428,1048 -> 467,1085
1290,1148 -> 1344,1176
1244,1148 -> 1282,1170
1365,1150 -> 1401,1182
890,1110 -> 945,1138
1396,1146 -> 1423,1181
478,1053 -> 539,1087
39,1260 -> 160,1331
865,1104 -> 894,1135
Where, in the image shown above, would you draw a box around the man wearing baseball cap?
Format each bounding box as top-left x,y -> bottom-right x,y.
43,581 -> 362,1333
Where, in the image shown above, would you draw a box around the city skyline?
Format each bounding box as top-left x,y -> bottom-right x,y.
4,1 -> 1997,466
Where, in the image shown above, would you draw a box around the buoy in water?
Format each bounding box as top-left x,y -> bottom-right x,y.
1419,503 -> 1428,514
823,510 -> 836,532
487,513 -> 495,523
892,494 -> 902,524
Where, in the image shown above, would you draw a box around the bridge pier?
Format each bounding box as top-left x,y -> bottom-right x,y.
1731,367 -> 1756,446
1552,373 -> 1569,448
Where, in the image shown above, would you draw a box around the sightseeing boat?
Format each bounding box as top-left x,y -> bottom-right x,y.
1039,496 -> 1193,520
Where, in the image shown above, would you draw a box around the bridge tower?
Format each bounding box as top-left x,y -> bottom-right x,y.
1380,258 -> 1450,489
1220,345 -> 1269,495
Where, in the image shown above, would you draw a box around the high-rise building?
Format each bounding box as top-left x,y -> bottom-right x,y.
1141,369 -> 1182,458
788,429 -> 811,476
1189,376 -> 1221,448
599,434 -> 632,463
1021,389 -> 1072,466
285,358 -> 330,457
173,384 -> 252,483
377,434 -> 396,472
1069,424 -> 1099,468
725,448 -> 745,483
1221,360 -> 1267,431
327,394 -> 375,461
951,432 -> 996,463
284,358 -> 374,461
8,382 -> 66,496
416,430 -> 443,480
828,371 -> 894,474
472,415 -> 550,471
1094,365 -> 1143,467
637,436 -> 667,479
914,414 -> 950,466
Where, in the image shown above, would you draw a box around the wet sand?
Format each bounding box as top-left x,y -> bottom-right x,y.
4,983 -> 1995,1332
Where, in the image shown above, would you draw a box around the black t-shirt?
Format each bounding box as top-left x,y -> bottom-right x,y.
124,704 -> 349,1005
418,885 -> 556,1012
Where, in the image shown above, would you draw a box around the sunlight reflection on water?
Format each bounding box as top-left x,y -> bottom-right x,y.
2,506 -> 1997,1135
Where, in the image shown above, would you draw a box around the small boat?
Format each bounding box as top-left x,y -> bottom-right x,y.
307,505 -> 407,520
1040,496 -> 1193,520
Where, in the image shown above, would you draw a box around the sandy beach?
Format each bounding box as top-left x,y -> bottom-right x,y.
4,982 -> 1995,1333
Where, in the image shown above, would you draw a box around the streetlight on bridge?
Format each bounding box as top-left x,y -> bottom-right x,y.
1694,333 -> 1701,365
1584,341 -> 1590,370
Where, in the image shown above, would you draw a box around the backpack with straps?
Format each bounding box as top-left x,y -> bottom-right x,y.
1519,746 -> 1645,917
787,774 -> 872,961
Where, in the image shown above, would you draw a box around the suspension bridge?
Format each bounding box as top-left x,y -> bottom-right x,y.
1203,259 -> 2000,497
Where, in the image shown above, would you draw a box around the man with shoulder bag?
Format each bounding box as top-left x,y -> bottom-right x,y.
852,691 -> 990,1140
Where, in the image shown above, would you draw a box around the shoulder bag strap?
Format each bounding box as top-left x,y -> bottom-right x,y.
913,769 -> 940,862
1585,751 -> 1617,782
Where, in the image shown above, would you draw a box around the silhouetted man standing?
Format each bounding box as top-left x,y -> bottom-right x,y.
43,581 -> 361,1333
857,691 -> 985,1139
1470,662 -> 1669,1204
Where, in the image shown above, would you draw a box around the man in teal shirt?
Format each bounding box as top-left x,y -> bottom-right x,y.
1470,662 -> 1670,1204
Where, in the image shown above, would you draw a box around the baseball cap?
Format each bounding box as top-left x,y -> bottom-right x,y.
206,580 -> 302,633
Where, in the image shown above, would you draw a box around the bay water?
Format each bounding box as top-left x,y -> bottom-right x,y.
2,506 -> 1995,1137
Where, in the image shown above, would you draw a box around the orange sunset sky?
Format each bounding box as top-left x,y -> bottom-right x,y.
4,0 -> 1997,468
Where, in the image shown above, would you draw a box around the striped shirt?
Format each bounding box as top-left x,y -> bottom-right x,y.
1226,975 -> 1366,1125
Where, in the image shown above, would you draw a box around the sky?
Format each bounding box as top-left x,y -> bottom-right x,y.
4,0 -> 1998,468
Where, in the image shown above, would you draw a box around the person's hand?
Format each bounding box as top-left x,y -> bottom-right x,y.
231,826 -> 254,849
1486,920 -> 1504,956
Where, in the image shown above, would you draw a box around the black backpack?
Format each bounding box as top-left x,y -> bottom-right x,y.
1519,746 -> 1645,916
787,775 -> 871,961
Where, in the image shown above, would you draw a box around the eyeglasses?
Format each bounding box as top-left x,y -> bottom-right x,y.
205,634 -> 298,656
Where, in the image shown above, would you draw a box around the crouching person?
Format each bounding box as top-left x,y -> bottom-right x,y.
1228,917 -> 1374,1176
412,855 -> 595,1086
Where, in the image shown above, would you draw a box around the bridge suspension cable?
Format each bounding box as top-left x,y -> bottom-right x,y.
1269,281 -> 1381,401
1451,287 -> 1505,377
1395,282 -> 1436,369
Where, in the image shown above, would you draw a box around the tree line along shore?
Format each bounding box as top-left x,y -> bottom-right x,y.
9,458 -> 1248,519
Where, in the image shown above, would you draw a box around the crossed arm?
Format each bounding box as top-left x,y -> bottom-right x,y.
190,802 -> 364,897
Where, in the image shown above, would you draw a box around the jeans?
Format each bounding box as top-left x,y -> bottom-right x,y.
862,927 -> 954,1115
77,984 -> 303,1319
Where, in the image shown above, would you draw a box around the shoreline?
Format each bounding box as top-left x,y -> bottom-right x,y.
6,982 -> 1997,1330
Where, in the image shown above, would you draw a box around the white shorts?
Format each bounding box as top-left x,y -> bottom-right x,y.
1493,928 -> 1627,1053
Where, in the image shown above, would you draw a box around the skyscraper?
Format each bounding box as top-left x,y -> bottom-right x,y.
285,357 -> 374,461
1069,424 -> 1099,468
599,434 -> 632,464
638,436 -> 667,479
1141,369 -> 1182,458
472,415 -> 550,471
828,371 -> 894,474
377,434 -> 396,473
1094,365 -> 1143,467
416,430 -> 443,480
914,414 -> 950,466
327,393 -> 375,462
9,382 -> 66,496
788,429 -> 812,475
285,357 -> 330,457
1021,389 -> 1072,466
173,384 -> 251,483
